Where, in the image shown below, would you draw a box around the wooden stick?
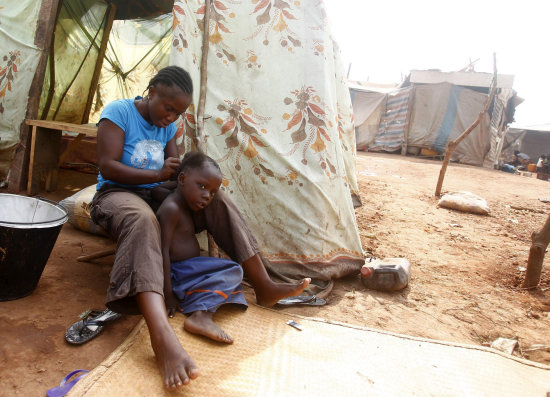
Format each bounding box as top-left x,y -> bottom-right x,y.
195,0 -> 212,153
194,0 -> 218,257
77,247 -> 116,262
435,53 -> 498,197
401,87 -> 414,156
26,126 -> 38,194
522,214 -> 550,289
7,0 -> 60,192
510,205 -> 545,214
81,3 -> 116,124
40,0 -> 63,120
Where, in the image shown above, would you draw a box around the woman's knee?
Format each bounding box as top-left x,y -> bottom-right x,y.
100,193 -> 159,237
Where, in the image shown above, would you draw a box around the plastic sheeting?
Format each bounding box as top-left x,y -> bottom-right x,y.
171,0 -> 364,296
89,14 -> 172,123
483,88 -> 516,168
39,0 -> 109,123
408,83 -> 490,166
0,0 -> 42,181
350,89 -> 386,151
369,87 -> 412,152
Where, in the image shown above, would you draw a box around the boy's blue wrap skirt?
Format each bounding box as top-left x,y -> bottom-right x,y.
171,256 -> 248,314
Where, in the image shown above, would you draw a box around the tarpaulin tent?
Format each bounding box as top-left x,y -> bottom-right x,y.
1,0 -> 175,189
500,124 -> 550,164
171,0 -> 364,295
0,0 -> 44,184
350,70 -> 521,167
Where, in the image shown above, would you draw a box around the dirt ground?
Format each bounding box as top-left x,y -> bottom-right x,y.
1,152 -> 549,396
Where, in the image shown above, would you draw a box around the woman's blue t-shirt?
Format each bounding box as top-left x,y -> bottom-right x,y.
96,98 -> 177,190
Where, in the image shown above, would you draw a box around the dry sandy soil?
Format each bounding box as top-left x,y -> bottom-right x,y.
1,151 -> 549,396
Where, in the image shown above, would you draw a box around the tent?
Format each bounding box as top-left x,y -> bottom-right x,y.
500,124 -> 550,165
0,0 -> 365,296
170,0 -> 364,294
351,69 -> 522,167
0,0 -> 173,188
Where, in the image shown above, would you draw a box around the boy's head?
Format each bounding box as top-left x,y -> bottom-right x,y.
146,66 -> 193,129
177,152 -> 222,211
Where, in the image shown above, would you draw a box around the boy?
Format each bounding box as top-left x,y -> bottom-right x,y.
156,152 -> 247,344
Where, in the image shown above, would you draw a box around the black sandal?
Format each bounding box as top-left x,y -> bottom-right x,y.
65,309 -> 122,345
277,295 -> 326,306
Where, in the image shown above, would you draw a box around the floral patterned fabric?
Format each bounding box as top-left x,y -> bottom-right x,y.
171,0 -> 364,292
0,0 -> 41,180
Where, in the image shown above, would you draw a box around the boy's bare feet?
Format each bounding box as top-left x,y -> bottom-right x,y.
184,311 -> 233,344
255,278 -> 311,307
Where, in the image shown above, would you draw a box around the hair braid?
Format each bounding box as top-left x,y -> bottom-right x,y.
147,66 -> 193,95
176,151 -> 221,177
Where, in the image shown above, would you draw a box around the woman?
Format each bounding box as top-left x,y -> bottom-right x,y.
91,66 -> 309,390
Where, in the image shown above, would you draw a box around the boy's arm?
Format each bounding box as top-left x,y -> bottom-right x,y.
157,200 -> 181,317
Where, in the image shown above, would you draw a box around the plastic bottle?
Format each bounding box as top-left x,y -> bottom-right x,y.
360,257 -> 411,291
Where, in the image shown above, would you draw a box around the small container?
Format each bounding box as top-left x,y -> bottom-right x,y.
360,257 -> 410,291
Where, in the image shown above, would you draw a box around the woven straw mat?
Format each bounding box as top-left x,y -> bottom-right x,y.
68,304 -> 550,396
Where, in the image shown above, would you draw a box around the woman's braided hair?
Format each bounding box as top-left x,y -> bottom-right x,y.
147,66 -> 193,95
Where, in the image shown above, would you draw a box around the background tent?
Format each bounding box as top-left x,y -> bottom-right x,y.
500,124 -> 550,164
407,82 -> 490,165
350,69 -> 521,167
349,81 -> 397,151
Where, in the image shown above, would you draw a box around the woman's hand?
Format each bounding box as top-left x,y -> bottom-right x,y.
158,157 -> 180,181
165,290 -> 182,318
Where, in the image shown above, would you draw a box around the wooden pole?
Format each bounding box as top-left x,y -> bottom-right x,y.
434,53 -> 498,197
81,3 -> 116,124
77,247 -> 116,262
195,0 -> 218,257
522,214 -> 550,289
7,0 -> 61,192
195,0 -> 211,154
40,0 -> 64,120
401,87 -> 414,156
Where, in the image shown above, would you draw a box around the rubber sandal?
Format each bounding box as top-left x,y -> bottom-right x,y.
65,309 -> 122,345
46,369 -> 89,397
277,295 -> 326,306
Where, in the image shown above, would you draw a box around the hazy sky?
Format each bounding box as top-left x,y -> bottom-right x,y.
324,0 -> 549,127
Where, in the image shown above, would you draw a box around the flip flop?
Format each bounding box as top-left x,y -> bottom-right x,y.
277,295 -> 326,306
46,369 -> 89,397
65,309 -> 122,345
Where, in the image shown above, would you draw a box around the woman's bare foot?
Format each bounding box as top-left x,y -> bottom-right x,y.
150,327 -> 200,389
137,291 -> 199,390
241,254 -> 312,307
184,311 -> 233,344
255,278 -> 311,307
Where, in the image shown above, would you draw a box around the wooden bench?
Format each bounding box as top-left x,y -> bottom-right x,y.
25,119 -> 97,195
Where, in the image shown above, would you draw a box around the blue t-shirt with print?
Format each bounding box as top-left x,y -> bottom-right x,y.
96,98 -> 177,190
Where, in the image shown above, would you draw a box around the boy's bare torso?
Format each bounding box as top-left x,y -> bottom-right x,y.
162,193 -> 201,262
